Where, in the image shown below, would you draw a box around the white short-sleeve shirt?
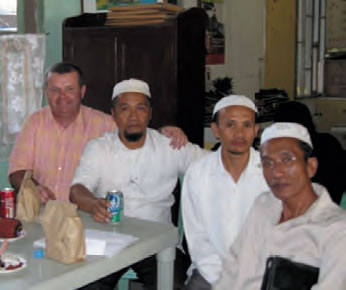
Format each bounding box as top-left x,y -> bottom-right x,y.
72,128 -> 207,224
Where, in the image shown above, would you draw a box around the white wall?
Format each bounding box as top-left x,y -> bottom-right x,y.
209,0 -> 266,99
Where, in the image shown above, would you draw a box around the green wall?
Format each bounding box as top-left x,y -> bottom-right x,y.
44,0 -> 81,68
0,162 -> 10,188
0,0 -> 81,188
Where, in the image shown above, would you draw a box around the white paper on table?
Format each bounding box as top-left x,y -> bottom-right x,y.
33,229 -> 138,257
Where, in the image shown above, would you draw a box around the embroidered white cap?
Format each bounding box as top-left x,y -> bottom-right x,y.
212,95 -> 257,117
260,122 -> 313,148
112,78 -> 151,100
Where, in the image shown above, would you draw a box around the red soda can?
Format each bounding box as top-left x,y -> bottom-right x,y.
0,188 -> 16,218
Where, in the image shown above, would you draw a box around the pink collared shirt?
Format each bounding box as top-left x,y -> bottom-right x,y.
9,105 -> 116,201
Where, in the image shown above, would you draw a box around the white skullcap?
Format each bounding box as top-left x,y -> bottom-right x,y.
112,78 -> 151,100
212,95 -> 257,117
260,122 -> 313,148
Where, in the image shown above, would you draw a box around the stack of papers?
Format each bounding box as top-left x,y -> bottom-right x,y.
106,3 -> 184,26
33,229 -> 138,258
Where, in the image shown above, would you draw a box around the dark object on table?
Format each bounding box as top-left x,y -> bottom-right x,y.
261,256 -> 319,290
0,218 -> 23,239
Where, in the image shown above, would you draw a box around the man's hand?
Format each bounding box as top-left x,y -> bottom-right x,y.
37,184 -> 56,203
70,184 -> 112,223
160,126 -> 188,149
88,199 -> 112,223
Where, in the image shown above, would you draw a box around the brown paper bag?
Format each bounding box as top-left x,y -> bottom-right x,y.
16,171 -> 41,222
41,200 -> 86,264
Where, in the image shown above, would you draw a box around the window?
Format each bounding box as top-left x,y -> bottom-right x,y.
0,0 -> 17,31
296,0 -> 325,98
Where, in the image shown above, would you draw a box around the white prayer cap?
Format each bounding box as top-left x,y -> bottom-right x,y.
260,122 -> 313,148
212,95 -> 257,117
112,78 -> 151,100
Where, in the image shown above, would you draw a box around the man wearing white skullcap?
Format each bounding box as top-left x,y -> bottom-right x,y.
182,95 -> 269,290
8,65 -> 186,204
71,78 -> 208,290
215,122 -> 346,290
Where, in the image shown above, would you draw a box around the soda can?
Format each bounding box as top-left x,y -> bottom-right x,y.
106,190 -> 124,225
0,188 -> 16,219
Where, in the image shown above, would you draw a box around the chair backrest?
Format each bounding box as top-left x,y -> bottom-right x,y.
340,192 -> 346,209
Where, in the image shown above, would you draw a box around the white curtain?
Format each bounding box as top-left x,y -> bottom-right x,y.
0,34 -> 45,161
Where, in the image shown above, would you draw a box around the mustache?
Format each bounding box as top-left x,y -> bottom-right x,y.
268,178 -> 285,187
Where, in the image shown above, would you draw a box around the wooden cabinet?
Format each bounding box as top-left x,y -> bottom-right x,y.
63,9 -> 207,146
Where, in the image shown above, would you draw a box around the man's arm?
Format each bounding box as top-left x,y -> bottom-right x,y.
9,170 -> 56,203
8,170 -> 26,192
70,183 -> 112,223
159,126 -> 188,149
182,168 -> 222,284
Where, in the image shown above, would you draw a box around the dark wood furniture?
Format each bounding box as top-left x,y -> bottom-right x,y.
63,8 -> 207,146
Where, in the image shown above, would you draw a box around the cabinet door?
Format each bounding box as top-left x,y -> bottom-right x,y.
64,24 -> 178,130
113,24 -> 178,129
63,10 -> 206,145
64,29 -> 117,114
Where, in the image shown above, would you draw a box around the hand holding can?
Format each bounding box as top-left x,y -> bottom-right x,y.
106,190 -> 124,225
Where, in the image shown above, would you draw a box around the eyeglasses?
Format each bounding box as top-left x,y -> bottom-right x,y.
261,154 -> 297,169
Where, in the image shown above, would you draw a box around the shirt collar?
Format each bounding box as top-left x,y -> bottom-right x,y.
48,105 -> 84,130
112,128 -> 156,152
213,146 -> 263,177
270,183 -> 335,226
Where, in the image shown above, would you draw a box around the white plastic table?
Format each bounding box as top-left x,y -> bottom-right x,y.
1,212 -> 178,290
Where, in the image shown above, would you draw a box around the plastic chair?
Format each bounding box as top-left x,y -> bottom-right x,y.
117,268 -> 138,290
117,176 -> 185,290
340,192 -> 346,209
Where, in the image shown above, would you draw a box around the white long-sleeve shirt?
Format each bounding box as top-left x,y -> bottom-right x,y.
214,183 -> 346,290
72,128 -> 208,224
182,147 -> 269,283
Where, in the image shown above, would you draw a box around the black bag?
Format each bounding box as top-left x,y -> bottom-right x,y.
260,256 -> 319,290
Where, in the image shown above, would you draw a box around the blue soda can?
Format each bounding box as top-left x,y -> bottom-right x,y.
106,190 -> 124,224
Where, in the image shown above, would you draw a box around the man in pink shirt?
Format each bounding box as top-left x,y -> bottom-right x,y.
8,62 -> 186,202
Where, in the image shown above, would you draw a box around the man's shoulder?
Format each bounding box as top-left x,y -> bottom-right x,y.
81,105 -> 113,121
22,106 -> 50,126
253,191 -> 277,210
147,128 -> 183,149
147,128 -> 170,142
320,199 -> 346,226
185,150 -> 217,174
85,131 -> 116,149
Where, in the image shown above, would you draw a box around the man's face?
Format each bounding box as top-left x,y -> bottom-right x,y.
111,92 -> 152,143
45,71 -> 85,120
260,137 -> 317,202
211,106 -> 259,155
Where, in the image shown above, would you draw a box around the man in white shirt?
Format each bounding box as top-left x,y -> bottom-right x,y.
70,78 -> 207,290
214,122 -> 346,290
182,95 -> 269,290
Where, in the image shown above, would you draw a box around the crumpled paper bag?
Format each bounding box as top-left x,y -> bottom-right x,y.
41,200 -> 86,264
16,170 -> 40,222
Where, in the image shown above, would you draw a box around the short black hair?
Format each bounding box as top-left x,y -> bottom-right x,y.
297,140 -> 315,161
45,62 -> 85,87
211,110 -> 259,125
